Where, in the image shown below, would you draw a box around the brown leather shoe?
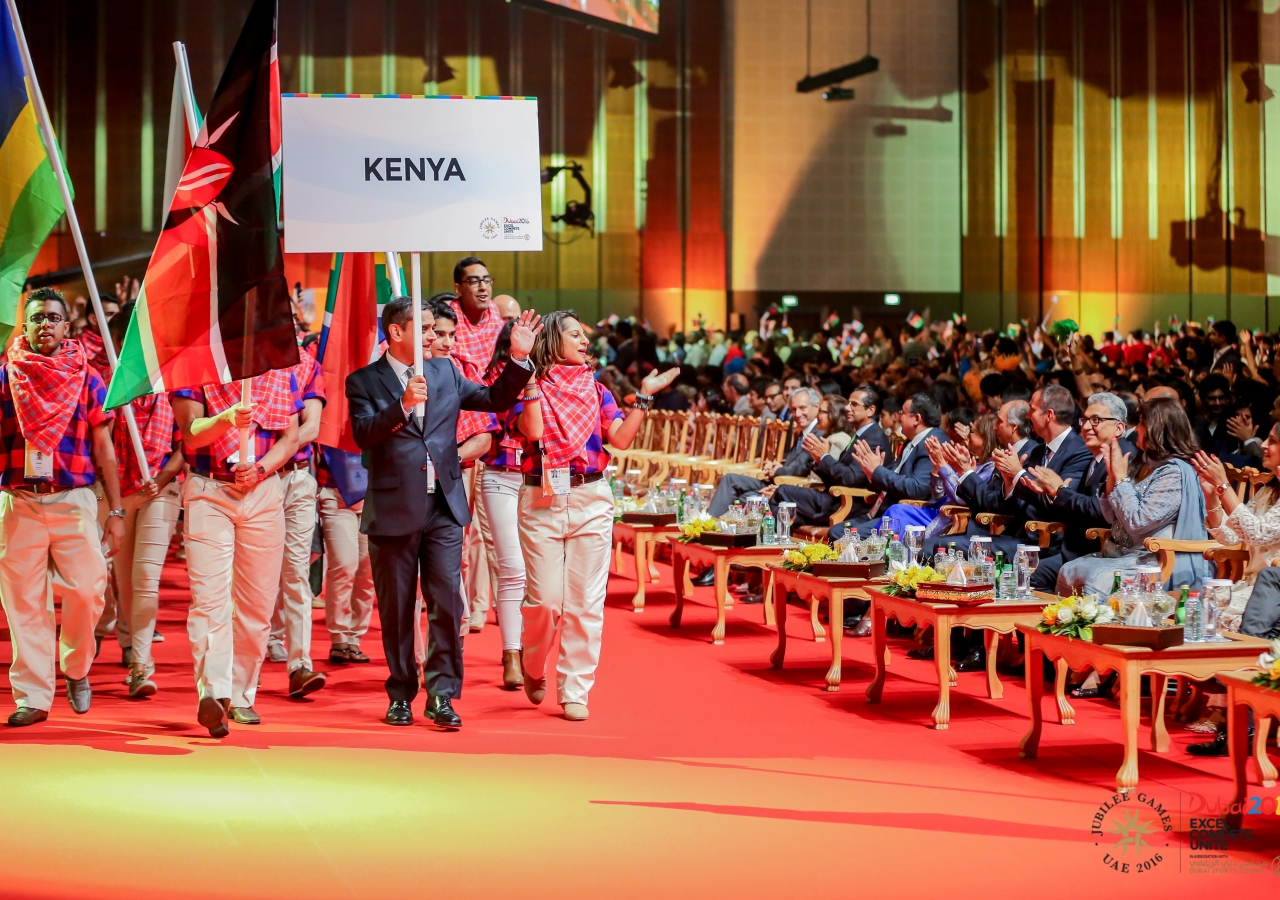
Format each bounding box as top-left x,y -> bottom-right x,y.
502,650 -> 523,691
523,668 -> 546,706
289,667 -> 327,698
562,702 -> 589,722
198,697 -> 230,738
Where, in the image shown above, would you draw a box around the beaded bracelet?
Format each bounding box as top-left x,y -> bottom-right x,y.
633,392 -> 654,411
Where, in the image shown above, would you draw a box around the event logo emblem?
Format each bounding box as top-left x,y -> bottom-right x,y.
1272,855 -> 1280,877
480,217 -> 499,239
1091,792 -> 1172,873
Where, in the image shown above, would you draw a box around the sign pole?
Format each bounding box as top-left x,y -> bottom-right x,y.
384,251 -> 403,296
6,0 -> 151,482
410,252 -> 424,418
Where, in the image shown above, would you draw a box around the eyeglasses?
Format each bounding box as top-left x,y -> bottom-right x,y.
1082,415 -> 1122,428
461,275 -> 494,287
27,313 -> 64,325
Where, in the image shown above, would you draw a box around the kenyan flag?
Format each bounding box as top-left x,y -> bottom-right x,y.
106,0 -> 296,408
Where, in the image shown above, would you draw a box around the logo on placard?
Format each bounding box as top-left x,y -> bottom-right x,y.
480,217 -> 499,240
1091,792 -> 1172,873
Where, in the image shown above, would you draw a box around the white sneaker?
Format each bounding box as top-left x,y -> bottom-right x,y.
267,643 -> 287,663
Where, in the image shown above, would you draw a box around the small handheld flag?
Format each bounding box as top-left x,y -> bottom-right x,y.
906,312 -> 924,329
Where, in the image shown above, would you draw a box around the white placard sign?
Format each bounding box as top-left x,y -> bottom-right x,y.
281,95 -> 543,252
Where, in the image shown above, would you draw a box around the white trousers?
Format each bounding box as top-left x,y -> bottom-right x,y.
269,469 -> 318,673
462,465 -> 494,621
519,479 -> 613,706
317,486 -> 374,649
116,482 -> 181,674
480,468 -> 526,651
0,487 -> 108,711
183,473 -> 285,708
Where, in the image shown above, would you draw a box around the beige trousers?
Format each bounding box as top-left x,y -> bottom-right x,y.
0,487 -> 108,710
317,486 -> 374,649
462,465 -> 494,622
116,482 -> 181,674
269,468 -> 318,673
519,479 -> 613,706
183,473 -> 285,708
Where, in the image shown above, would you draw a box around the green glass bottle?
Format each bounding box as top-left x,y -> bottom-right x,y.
1176,583 -> 1189,626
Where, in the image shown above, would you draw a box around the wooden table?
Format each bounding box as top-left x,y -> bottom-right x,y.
769,566 -> 884,692
1222,672 -> 1280,828
611,521 -> 684,612
670,542 -> 790,644
864,587 -> 1062,730
1018,626 -> 1270,793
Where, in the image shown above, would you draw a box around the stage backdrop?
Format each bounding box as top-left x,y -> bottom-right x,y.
281,95 -> 543,252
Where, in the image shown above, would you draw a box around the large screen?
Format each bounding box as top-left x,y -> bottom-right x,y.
519,0 -> 658,38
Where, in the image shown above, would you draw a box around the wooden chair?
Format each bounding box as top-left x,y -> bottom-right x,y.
1024,520 -> 1065,549
717,418 -> 789,479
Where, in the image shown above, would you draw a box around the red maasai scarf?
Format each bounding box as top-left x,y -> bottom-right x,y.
78,328 -> 111,381
8,335 -> 90,455
451,301 -> 504,443
538,363 -> 600,468
203,369 -> 295,463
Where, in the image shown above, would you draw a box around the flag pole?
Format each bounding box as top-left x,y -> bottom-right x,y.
384,251 -> 403,295
5,0 -> 152,483
239,378 -> 252,463
173,42 -> 200,137
410,252 -> 424,419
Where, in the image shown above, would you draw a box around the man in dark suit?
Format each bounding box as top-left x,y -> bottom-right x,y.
940,384 -> 1091,562
1208,320 -> 1242,373
1023,391 -> 1137,590
706,387 -> 824,516
769,386 -> 891,527
347,296 -> 539,729
829,392 -> 949,542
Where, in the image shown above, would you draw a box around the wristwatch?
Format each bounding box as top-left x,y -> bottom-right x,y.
257,464 -> 267,478
1216,482 -> 1231,495
108,508 -> 125,518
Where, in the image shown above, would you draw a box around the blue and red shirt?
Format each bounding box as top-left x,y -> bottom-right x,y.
171,374 -> 303,477
0,364 -> 113,488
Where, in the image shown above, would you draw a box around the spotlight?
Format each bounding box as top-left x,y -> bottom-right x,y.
823,86 -> 854,102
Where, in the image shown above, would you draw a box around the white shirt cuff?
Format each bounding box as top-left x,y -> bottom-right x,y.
1005,469 -> 1026,497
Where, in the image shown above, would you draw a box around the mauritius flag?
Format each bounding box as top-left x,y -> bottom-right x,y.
315,251 -> 401,453
0,2 -> 65,346
106,0 -> 295,409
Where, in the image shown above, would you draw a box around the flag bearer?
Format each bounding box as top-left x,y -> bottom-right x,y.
0,288 -> 123,726
170,371 -> 301,737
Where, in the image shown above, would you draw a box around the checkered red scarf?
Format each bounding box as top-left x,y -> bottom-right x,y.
450,304 -> 504,443
78,328 -> 111,381
116,392 -> 177,493
538,364 -> 601,468
203,370 -> 295,463
8,335 -> 91,455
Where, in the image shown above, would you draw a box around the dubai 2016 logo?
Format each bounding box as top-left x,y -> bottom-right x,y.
480,217 -> 499,239
1091,792 -> 1173,873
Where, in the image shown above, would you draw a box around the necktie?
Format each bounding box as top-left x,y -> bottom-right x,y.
406,367 -> 423,431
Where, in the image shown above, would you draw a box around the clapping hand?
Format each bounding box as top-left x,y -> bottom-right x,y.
1226,410 -> 1257,443
991,446 -> 1024,479
1191,450 -> 1230,497
851,439 -> 886,479
925,435 -> 948,474
941,440 -> 975,476
508,310 -> 543,360
761,458 -> 781,478
950,421 -> 971,444
1103,440 -> 1132,492
1222,362 -> 1237,385
802,432 -> 831,462
1025,466 -> 1068,497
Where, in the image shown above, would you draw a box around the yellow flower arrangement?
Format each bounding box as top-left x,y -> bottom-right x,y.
1036,592 -> 1115,640
880,565 -> 944,595
1254,639 -> 1280,691
780,542 -> 839,572
677,516 -> 719,543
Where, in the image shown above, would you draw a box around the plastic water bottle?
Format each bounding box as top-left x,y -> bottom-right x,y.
612,476 -> 625,506
998,560 -> 1015,601
886,532 -> 906,570
761,513 -> 775,545
1184,592 -> 1202,640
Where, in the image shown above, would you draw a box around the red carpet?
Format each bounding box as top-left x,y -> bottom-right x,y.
0,547 -> 1275,897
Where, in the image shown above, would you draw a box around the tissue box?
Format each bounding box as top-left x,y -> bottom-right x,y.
696,532 -> 759,548
1091,624 -> 1184,649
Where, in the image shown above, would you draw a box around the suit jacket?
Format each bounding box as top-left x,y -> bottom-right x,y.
347,354 -> 528,535
1003,429 -> 1094,525
813,423 -> 893,490
773,425 -> 826,479
869,427 -> 949,504
956,438 -> 1042,514
1049,438 -> 1138,558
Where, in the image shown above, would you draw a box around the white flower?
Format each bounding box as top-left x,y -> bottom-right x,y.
1078,599 -> 1099,619
1094,606 -> 1115,625
1056,607 -> 1075,625
1261,651 -> 1276,669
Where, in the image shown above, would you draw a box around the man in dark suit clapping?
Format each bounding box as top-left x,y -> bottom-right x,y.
347,297 -> 540,729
